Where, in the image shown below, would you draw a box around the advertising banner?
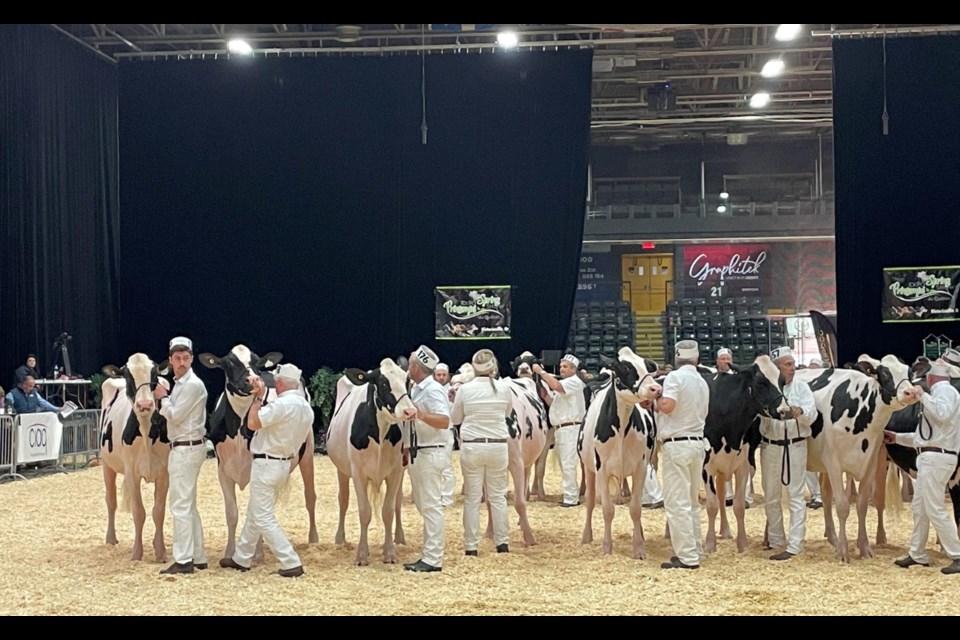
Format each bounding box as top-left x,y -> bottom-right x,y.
882,266 -> 960,323
435,286 -> 511,340
683,244 -> 770,298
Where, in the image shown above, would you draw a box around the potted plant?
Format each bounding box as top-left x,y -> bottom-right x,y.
306,367 -> 343,454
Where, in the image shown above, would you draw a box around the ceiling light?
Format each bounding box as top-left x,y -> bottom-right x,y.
227,39 -> 253,55
717,205 -> 728,214
761,58 -> 785,78
719,191 -> 729,200
775,24 -> 801,41
497,30 -> 519,49
749,92 -> 771,109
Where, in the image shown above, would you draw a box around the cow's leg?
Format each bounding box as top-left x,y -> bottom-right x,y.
734,461 -> 749,553
534,429 -> 554,501
581,469 -> 596,544
705,472 -> 720,553
857,453 -> 881,559
822,474 -> 836,545
381,469 -> 401,564
127,474 -> 147,561
335,470 -> 350,545
629,466 -> 647,559
352,474 -> 373,566
298,441 -> 319,544
600,471 -> 617,555
509,445 -> 536,547
718,471 -> 733,540
103,465 -> 118,546
218,467 -> 240,561
152,474 -> 169,563
824,462 -> 851,562
875,450 -> 889,545
394,469 -> 406,545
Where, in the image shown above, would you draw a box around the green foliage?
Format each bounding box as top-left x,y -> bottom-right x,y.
89,373 -> 107,409
307,367 -> 343,428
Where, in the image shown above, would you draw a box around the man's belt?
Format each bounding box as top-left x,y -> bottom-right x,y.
171,439 -> 205,448
918,447 -> 959,456
761,436 -> 806,447
253,453 -> 292,461
662,436 -> 703,444
556,421 -> 580,428
462,438 -> 507,444
413,444 -> 445,451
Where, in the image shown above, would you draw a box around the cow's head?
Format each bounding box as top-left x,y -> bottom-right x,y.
599,347 -> 662,403
747,355 -> 791,418
864,354 -> 920,407
198,345 -> 282,397
343,358 -> 416,421
446,363 -> 476,403
102,353 -> 170,415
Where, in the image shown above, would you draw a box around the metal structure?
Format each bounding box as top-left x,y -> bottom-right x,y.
47,23 -> 960,146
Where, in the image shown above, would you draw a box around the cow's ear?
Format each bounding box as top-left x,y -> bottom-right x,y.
258,352 -> 283,370
157,360 -> 171,376
198,353 -> 222,369
600,354 -> 618,368
102,364 -> 123,378
344,368 -> 374,386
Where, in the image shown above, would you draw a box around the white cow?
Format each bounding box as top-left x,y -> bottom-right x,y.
794,354 -> 920,562
326,358 -> 417,565
99,353 -> 172,562
577,347 -> 663,558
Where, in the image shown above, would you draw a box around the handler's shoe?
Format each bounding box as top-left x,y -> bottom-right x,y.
160,561 -> 195,575
940,559 -> 960,575
894,555 -> 929,569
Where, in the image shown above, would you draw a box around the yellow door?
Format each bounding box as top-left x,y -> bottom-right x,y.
622,254 -> 673,315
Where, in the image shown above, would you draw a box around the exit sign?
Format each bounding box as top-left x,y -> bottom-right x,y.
641,242 -> 656,250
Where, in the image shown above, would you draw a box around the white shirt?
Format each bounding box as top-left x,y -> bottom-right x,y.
251,389 -> 313,458
759,377 -> 818,441
450,377 -> 512,441
657,364 -> 710,440
158,368 -> 208,443
548,375 -> 586,425
410,375 -> 451,447
896,380 -> 960,452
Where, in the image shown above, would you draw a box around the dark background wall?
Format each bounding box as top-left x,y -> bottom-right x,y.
833,36 -> 960,363
118,51 -> 592,375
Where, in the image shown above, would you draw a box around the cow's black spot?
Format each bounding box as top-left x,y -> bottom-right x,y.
525,416 -> 534,439
861,438 -> 869,453
595,449 -> 601,472
507,410 -> 519,439
860,384 -> 870,400
628,406 -> 647,435
810,412 -> 824,439
385,423 -> 402,446
830,380 -> 858,425
121,411 -> 140,445
349,385 -> 381,450
853,390 -> 877,435
594,385 -> 619,444
808,370 -> 835,393
149,411 -> 169,444
102,421 -> 113,453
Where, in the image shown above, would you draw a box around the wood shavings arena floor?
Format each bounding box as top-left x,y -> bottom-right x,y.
1,452 -> 957,616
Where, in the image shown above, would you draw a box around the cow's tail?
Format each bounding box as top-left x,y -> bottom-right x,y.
367,478 -> 384,516
119,476 -> 134,513
885,458 -> 903,518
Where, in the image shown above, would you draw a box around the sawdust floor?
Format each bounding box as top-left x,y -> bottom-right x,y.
0,452 -> 957,616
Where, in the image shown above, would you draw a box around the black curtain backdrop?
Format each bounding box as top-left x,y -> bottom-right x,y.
833,37 -> 960,364
118,51 -> 591,375
0,25 -> 119,385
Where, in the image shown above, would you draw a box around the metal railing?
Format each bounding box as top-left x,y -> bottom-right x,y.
0,409 -> 100,481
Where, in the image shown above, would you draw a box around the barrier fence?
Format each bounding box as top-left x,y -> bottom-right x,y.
0,409 -> 100,481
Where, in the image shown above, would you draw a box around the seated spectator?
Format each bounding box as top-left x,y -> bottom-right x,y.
5,376 -> 59,414
14,354 -> 41,386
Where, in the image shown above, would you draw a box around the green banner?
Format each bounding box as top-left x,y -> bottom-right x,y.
435,285 -> 511,340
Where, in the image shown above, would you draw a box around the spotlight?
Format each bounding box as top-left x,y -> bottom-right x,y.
497,30 -> 519,49
227,39 -> 253,55
749,92 -> 771,109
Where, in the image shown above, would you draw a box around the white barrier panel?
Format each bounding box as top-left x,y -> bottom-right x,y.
16,413 -> 62,463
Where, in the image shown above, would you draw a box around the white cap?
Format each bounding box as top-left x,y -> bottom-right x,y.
472,349 -> 498,376
716,347 -> 732,358
771,346 -> 793,361
274,363 -> 303,383
810,357 -> 823,366
675,340 -> 699,360
435,363 -> 449,373
941,348 -> 960,367
562,354 -> 580,368
169,336 -> 193,352
413,345 -> 440,371
518,350 -> 535,359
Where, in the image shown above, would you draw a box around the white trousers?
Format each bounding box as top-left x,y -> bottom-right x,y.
460,443 -> 509,549
409,448 -> 446,567
554,425 -> 580,505
441,432 -> 455,507
805,471 -> 822,501
641,463 -> 662,504
661,440 -> 704,566
167,443 -> 208,565
908,451 -> 960,564
761,441 -> 807,555
234,459 -> 301,570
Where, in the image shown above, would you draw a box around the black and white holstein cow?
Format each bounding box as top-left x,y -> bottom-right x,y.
326,358 -> 417,565
701,356 -> 789,553
577,347 -> 662,558
793,354 -> 920,562
99,353 -> 172,561
200,345 -> 318,562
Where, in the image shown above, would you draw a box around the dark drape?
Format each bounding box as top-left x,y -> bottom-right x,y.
833,36 -> 960,364
0,25 -> 119,384
118,51 -> 591,374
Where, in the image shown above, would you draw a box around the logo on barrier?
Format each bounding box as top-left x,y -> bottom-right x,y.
27,424 -> 48,449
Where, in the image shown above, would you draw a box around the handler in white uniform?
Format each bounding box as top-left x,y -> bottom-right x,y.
219,363 -> 313,577
886,362 -> 960,575
434,363 -> 456,508
532,354 -> 586,508
451,349 -> 513,555
155,336 -> 209,575
656,340 -> 710,569
403,345 -> 451,573
759,346 -> 818,561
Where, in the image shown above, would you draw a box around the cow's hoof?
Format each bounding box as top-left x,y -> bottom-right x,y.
383,555 -> 396,565
522,535 -> 537,547
720,530 -> 733,540
704,542 -> 717,554
395,534 -> 406,546
602,541 -> 613,555
356,557 -> 370,567
309,532 -> 319,544
859,546 -> 874,559
581,533 -> 593,545
876,532 -> 887,545
334,534 -> 346,545
105,536 -> 117,546
633,547 -> 647,560
131,549 -> 143,562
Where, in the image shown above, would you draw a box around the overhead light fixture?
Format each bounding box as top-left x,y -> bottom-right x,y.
717,205 -> 728,214
749,92 -> 771,109
719,191 -> 729,200
497,30 -> 519,49
761,58 -> 785,78
775,24 -> 802,41
227,38 -> 253,55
